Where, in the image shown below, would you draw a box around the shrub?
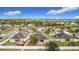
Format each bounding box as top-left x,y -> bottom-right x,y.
30,36 -> 38,44
46,41 -> 60,51
44,30 -> 49,34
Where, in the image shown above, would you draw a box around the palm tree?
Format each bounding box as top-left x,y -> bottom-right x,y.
46,41 -> 60,51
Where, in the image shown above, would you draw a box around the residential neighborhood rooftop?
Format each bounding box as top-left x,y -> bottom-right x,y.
56,32 -> 71,39
34,34 -> 48,39
12,32 -> 29,39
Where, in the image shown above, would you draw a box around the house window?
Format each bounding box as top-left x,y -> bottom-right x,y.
15,39 -> 20,41
40,40 -> 44,42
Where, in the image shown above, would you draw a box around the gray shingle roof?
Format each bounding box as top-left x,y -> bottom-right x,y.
34,34 -> 48,39
56,32 -> 71,39
11,32 -> 28,40
75,32 -> 79,38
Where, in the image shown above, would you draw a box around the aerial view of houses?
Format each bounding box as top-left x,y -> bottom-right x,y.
0,7 -> 79,51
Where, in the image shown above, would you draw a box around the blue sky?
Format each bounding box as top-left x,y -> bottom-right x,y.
0,7 -> 79,19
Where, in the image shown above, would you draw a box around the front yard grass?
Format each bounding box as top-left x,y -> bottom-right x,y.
57,41 -> 79,46
0,49 -> 21,51
3,41 -> 16,46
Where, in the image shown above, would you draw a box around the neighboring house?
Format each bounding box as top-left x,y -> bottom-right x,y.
74,32 -> 79,39
0,25 -> 10,30
70,22 -> 77,25
10,32 -> 29,42
27,24 -> 33,28
15,25 -> 24,30
37,26 -> 45,32
48,28 -> 61,32
76,21 -> 79,24
34,34 -> 48,43
6,30 -> 19,37
28,24 -> 32,27
63,28 -> 68,32
48,21 -> 56,25
4,24 -> 12,27
56,32 -> 71,41
20,24 -> 24,27
27,24 -> 33,29
0,34 -> 3,42
15,25 -> 20,27
56,22 -> 64,25
14,25 -> 20,29
48,28 -> 54,32
65,21 -> 70,24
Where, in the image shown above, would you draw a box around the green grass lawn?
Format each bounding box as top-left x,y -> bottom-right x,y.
0,28 -> 13,34
2,36 -> 9,41
3,41 -> 16,46
0,49 -> 21,51
57,41 -> 79,46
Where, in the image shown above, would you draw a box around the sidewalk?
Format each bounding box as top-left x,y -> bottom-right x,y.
0,46 -> 79,51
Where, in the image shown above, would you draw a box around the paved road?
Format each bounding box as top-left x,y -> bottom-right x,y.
21,33 -> 32,51
0,46 -> 46,49
0,46 -> 79,51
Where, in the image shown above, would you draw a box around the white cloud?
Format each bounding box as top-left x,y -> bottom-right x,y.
74,16 -> 79,19
47,7 -> 78,15
4,10 -> 21,16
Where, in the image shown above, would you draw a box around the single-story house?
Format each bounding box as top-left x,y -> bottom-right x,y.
0,25 -> 10,30
4,24 -> 12,27
34,34 -> 48,43
70,22 -> 77,25
48,28 -> 61,32
56,32 -> 72,41
74,32 -> 79,39
56,22 -> 64,25
27,24 -> 33,31
48,28 -> 54,32
37,26 -> 45,32
0,34 -> 3,42
10,32 -> 29,42
48,22 -> 56,25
